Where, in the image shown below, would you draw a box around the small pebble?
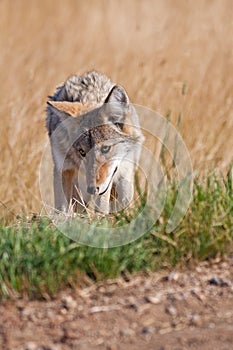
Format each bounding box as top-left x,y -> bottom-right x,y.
61,295 -> 77,309
141,326 -> 155,334
189,314 -> 202,326
119,328 -> 135,336
165,305 -> 177,317
145,295 -> 161,304
208,277 -> 229,287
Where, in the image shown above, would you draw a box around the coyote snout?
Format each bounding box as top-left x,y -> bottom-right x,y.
80,142 -> 119,196
46,71 -> 144,214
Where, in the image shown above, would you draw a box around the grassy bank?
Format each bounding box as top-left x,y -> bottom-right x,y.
0,169 -> 232,299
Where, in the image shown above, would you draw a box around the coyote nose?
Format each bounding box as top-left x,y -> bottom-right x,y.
87,186 -> 99,195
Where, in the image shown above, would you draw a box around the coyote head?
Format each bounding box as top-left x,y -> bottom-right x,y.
47,85 -> 143,197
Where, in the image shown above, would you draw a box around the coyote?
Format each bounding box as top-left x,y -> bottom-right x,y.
46,71 -> 144,214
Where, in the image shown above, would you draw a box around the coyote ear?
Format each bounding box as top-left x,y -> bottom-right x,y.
105,85 -> 129,106
104,86 -> 130,128
47,101 -> 87,118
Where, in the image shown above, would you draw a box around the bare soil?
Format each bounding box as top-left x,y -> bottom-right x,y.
0,258 -> 232,350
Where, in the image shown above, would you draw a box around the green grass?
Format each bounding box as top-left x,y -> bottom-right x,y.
0,168 -> 232,299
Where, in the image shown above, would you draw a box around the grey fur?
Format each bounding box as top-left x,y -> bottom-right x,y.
46,71 -> 115,136
46,70 -> 144,214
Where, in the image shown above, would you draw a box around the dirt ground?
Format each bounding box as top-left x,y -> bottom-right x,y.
0,258 -> 232,350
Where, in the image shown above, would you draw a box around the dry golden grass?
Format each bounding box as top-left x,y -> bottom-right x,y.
0,0 -> 232,215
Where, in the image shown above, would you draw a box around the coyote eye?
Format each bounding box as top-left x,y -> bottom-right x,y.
78,148 -> 86,157
101,145 -> 111,154
115,122 -> 123,130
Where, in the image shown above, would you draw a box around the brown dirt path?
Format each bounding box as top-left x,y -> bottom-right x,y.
0,258 -> 232,350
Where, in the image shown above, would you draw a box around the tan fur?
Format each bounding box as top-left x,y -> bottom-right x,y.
62,169 -> 74,203
97,163 -> 110,185
48,101 -> 91,117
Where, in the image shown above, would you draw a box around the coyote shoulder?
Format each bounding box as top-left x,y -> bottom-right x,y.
46,70 -> 144,214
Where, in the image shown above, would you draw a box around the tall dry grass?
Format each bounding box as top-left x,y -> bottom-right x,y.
0,0 -> 232,215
